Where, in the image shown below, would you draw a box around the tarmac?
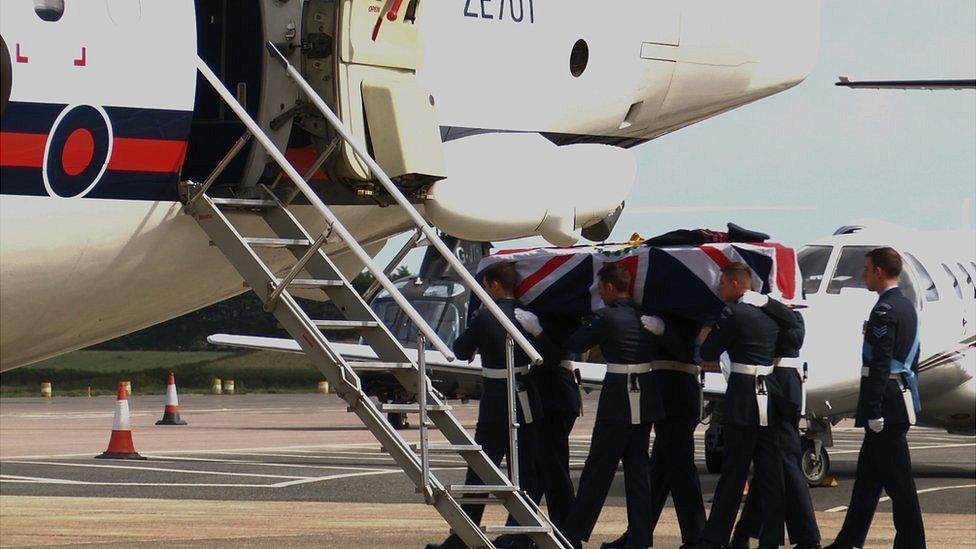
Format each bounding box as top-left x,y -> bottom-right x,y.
1,393 -> 974,547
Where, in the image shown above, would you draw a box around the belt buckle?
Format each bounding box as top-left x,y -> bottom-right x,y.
756,374 -> 768,395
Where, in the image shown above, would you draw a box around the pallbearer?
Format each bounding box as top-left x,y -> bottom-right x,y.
731,292 -> 820,549
694,262 -> 783,549
561,263 -> 663,549
426,261 -> 543,549
602,312 -> 706,549
514,308 -> 582,532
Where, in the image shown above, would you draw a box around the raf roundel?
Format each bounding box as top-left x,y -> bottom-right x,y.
43,104 -> 113,198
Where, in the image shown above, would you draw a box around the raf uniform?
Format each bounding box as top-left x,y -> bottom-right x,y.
602,313 -> 707,549
646,314 -> 707,547
438,298 -> 544,549
562,298 -> 663,548
698,299 -> 784,549
830,286 -> 925,549
733,297 -> 821,548
529,313 -> 583,531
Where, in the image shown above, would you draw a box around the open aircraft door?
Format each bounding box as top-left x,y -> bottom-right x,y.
301,0 -> 445,192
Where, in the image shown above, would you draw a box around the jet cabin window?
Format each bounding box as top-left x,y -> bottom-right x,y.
34,0 -> 64,21
904,253 -> 939,302
797,245 -> 832,295
942,264 -> 964,299
827,246 -> 917,303
959,262 -> 976,298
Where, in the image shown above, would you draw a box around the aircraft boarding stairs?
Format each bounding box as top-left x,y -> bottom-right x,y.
180,44 -> 569,549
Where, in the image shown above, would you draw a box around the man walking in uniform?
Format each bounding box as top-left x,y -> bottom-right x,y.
560,263 -> 663,549
426,261 -> 543,549
601,312 -> 706,548
513,309 -> 583,532
731,292 -> 821,549
694,262 -> 784,549
826,247 -> 925,549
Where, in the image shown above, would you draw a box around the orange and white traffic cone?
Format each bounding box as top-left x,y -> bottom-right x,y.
155,372 -> 187,426
96,381 -> 146,460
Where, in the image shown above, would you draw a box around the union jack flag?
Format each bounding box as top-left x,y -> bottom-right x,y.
475,241 -> 800,321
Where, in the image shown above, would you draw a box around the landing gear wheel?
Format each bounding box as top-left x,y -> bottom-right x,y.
388,412 -> 410,430
705,449 -> 723,474
802,441 -> 830,486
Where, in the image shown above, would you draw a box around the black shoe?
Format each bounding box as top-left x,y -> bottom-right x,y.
425,534 -> 466,549
794,544 -> 822,549
729,534 -> 751,549
822,543 -> 851,549
601,531 -> 629,548
493,534 -> 533,549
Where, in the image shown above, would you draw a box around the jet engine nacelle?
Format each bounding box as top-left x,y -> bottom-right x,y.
424,133 -> 636,246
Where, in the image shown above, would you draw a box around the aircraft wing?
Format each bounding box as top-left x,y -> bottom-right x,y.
836,76 -> 976,90
207,333 -> 727,399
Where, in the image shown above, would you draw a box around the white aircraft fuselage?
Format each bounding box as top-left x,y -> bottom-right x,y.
0,0 -> 820,369
798,223 -> 976,434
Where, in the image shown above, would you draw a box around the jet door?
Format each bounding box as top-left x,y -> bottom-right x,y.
302,0 -> 445,192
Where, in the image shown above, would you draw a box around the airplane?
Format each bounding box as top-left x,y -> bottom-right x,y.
0,0 -> 822,371
212,222 -> 976,485
835,76 -> 976,90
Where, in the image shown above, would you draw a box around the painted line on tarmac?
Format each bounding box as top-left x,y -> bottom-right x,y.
0,442 -> 385,461
825,483 -> 976,513
827,442 -> 976,456
0,468 -> 429,488
140,454 -> 395,472
2,460 -> 309,480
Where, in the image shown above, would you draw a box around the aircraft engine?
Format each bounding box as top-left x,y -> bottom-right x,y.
424,133 -> 636,247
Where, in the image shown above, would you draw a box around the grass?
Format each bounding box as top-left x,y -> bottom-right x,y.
0,350 -> 325,396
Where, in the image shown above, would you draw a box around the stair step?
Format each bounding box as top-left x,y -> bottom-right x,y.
350,361 -> 415,372
410,443 -> 482,453
211,197 -> 278,209
483,525 -> 551,535
381,403 -> 451,413
453,496 -> 505,505
312,319 -> 379,330
279,278 -> 345,289
448,484 -> 518,494
244,237 -> 311,248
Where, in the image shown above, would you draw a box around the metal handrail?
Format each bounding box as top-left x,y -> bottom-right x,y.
505,334 -> 520,488
194,55 -> 457,361
418,333 -> 433,502
264,42 -> 543,366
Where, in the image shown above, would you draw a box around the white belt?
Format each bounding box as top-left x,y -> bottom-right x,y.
481,366 -> 529,379
775,357 -> 807,416
606,363 -> 650,424
730,363 -> 775,376
650,360 -> 700,376
860,368 -> 916,425
605,363 -> 652,375
774,357 -> 803,370
860,366 -> 908,379
730,362 -> 773,426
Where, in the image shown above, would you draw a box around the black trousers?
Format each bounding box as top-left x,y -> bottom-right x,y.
734,418 -> 820,545
647,416 -> 705,546
834,425 -> 925,549
563,420 -> 654,546
701,424 -> 784,548
536,411 -> 577,530
452,419 -> 541,535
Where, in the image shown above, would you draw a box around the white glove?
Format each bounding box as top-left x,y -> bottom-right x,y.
868,417 -> 885,433
640,315 -> 665,336
741,291 -> 769,308
514,308 -> 543,337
